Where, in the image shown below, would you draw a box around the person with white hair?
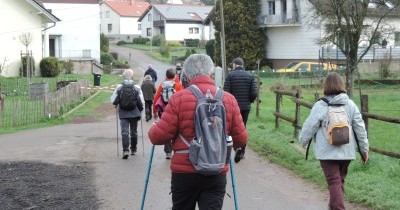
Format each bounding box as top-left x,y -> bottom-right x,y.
144,64 -> 157,84
111,69 -> 145,159
148,54 -> 247,209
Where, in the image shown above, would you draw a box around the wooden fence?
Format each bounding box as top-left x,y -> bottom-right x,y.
0,79 -> 90,128
273,88 -> 400,158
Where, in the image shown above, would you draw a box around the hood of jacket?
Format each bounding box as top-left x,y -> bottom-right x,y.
325,93 -> 349,105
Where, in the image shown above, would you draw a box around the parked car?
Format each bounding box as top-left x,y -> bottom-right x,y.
275,61 -> 338,73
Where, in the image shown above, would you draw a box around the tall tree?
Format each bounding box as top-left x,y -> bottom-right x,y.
212,0 -> 265,70
307,0 -> 400,97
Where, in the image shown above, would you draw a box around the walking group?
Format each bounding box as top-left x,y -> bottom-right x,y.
110,54 -> 369,210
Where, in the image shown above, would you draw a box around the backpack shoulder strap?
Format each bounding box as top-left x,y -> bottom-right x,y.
214,88 -> 224,101
188,84 -> 204,100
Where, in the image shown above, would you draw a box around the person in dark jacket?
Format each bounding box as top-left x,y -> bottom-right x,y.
149,54 -> 247,210
144,64 -> 158,84
141,75 -> 156,121
111,69 -> 144,159
223,57 -> 258,163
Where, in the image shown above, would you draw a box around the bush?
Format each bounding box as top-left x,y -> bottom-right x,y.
60,60 -> 74,74
117,40 -> 127,46
100,33 -> 109,52
166,41 -> 182,47
152,34 -> 165,46
159,45 -> 170,58
132,37 -> 150,44
184,39 -> 199,47
101,53 -> 114,65
112,61 -> 130,69
20,56 -> 35,77
205,39 -> 215,60
110,52 -> 118,60
40,57 -> 60,77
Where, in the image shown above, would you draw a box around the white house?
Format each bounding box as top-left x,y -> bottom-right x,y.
259,0 -> 400,69
41,0 -> 101,74
138,4 -> 214,42
0,0 -> 60,77
100,0 -> 150,41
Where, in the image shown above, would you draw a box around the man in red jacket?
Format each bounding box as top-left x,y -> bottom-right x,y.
148,54 -> 247,210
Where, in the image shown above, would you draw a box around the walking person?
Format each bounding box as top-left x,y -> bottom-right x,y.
144,64 -> 158,84
299,72 -> 369,210
148,54 -> 247,210
141,75 -> 156,121
111,69 -> 144,159
153,68 -> 183,159
223,57 -> 258,163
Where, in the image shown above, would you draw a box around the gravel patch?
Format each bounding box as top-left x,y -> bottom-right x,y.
0,161 -> 99,210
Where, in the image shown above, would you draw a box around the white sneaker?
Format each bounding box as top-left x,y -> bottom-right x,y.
122,151 -> 129,159
166,153 -> 172,159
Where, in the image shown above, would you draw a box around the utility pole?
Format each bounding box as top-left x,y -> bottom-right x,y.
218,0 -> 227,81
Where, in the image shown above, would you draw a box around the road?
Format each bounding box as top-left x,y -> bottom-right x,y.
0,44 -> 370,210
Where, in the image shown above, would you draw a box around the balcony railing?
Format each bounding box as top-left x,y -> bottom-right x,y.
153,20 -> 165,27
258,14 -> 301,26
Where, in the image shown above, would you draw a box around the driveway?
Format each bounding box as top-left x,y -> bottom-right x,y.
0,44 -> 370,210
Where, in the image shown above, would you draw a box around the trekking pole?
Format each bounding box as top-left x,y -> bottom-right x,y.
229,158 -> 239,210
141,117 -> 145,157
116,107 -> 119,158
140,145 -> 155,210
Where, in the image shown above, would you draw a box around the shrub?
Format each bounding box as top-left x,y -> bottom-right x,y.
117,40 -> 127,46
166,41 -> 182,47
205,39 -> 215,60
100,33 -> 109,52
110,52 -> 118,60
184,39 -> 199,47
40,57 -> 60,77
112,61 -> 130,69
152,34 -> 165,46
101,53 -> 114,65
133,37 -> 150,44
103,65 -> 112,74
63,60 -> 74,74
159,45 -> 170,58
20,56 -> 35,77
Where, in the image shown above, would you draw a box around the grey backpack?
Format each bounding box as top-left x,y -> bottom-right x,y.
178,85 -> 231,176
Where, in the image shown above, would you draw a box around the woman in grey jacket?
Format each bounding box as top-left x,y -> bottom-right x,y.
299,72 -> 369,210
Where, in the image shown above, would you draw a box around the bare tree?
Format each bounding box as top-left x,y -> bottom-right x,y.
19,32 -> 33,53
0,57 -> 9,76
306,0 -> 400,97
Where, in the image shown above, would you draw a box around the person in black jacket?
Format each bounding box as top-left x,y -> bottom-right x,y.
223,57 -> 258,163
144,64 -> 158,84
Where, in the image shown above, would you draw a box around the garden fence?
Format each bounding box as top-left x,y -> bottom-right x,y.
0,79 -> 90,128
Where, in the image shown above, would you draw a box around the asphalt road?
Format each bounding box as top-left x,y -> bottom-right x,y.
0,44 -> 370,210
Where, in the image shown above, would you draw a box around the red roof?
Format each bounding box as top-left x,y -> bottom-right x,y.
104,1 -> 150,17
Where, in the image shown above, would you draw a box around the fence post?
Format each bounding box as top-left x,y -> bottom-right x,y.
275,93 -> 280,128
0,92 -> 4,112
361,95 -> 369,133
293,89 -> 301,140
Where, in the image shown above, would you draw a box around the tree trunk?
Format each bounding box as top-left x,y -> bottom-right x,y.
345,68 -> 354,98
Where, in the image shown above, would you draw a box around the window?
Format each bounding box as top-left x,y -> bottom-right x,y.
311,64 -> 324,71
395,32 -> 400,46
189,27 -> 199,34
296,64 -> 308,72
138,24 -> 141,30
148,14 -> 152,21
268,1 -> 275,15
108,24 -> 112,32
106,11 -> 110,18
147,28 -> 152,36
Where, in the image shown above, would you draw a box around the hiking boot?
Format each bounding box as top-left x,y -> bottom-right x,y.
166,153 -> 172,159
234,149 -> 243,163
122,151 -> 129,159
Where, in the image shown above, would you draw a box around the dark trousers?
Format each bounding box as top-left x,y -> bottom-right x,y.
171,173 -> 227,210
320,160 -> 351,210
145,100 -> 153,121
120,118 -> 139,152
239,109 -> 250,153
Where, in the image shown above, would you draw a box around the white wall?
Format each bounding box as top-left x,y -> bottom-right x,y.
165,23 -> 210,41
100,4 -> 121,36
120,17 -> 141,35
0,1 -> 44,77
43,3 -> 100,62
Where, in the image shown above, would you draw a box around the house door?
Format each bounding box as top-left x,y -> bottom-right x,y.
281,0 -> 287,23
49,38 -> 55,57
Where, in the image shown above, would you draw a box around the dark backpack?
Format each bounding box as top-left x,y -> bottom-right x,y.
161,80 -> 176,104
178,85 -> 231,176
118,82 -> 138,110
